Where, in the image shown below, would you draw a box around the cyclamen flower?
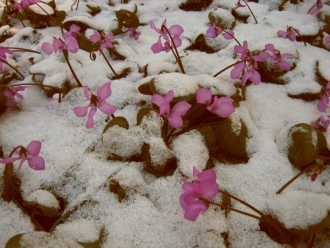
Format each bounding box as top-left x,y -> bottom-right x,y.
206,23 -> 234,40
0,46 -> 13,69
0,140 -> 45,171
180,166 -> 219,221
196,88 -> 235,118
317,82 -> 330,112
308,0 -> 323,14
278,26 -> 300,41
311,116 -> 330,132
150,19 -> 184,53
15,0 -> 41,9
41,36 -> 79,55
231,41 -> 269,85
63,24 -> 81,40
90,31 -> 115,51
233,0 -> 246,9
265,44 -> 293,71
151,90 -> 191,128
129,28 -> 141,40
325,35 -> 330,43
73,82 -> 117,129
3,85 -> 26,107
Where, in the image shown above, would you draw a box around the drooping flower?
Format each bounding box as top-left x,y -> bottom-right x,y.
3,85 -> 26,107
311,116 -> 330,132
0,140 -> 45,171
307,0 -> 323,14
205,23 -> 234,40
317,82 -> 330,112
151,90 -> 191,128
73,82 -> 117,129
15,0 -> 41,9
150,19 -> 184,53
180,166 -> 219,221
90,31 -> 115,51
325,35 -> 330,43
233,0 -> 246,9
265,44 -> 293,71
42,36 -> 79,55
129,28 -> 141,40
0,46 -> 13,69
278,26 -> 300,41
196,88 -> 235,118
234,40 -> 249,60
63,24 -> 81,40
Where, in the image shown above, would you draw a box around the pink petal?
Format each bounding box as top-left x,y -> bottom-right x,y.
184,201 -> 208,221
151,37 -> 164,53
151,94 -> 165,107
265,44 -> 276,52
169,25 -> 184,36
53,38 -> 64,52
73,106 -> 89,117
84,86 -> 91,100
196,88 -> 212,105
0,157 -> 19,164
198,178 -> 219,200
167,112 -> 184,128
278,60 -> 291,71
230,62 -> 246,79
209,97 -> 235,118
97,82 -> 111,101
26,140 -> 41,156
86,107 -> 97,129
249,70 -> 261,85
206,25 -> 217,38
241,69 -> 253,85
325,36 -> 330,43
65,36 -> 79,53
98,101 -> 117,115
70,24 -> 80,33
222,30 -> 234,40
41,42 -> 54,55
17,158 -> 27,171
171,101 -> 191,116
172,36 -> 182,48
28,156 -> 45,170
90,31 -> 101,42
164,90 -> 174,102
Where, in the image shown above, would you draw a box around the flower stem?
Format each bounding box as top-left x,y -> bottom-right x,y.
290,26 -> 306,46
34,2 -> 64,29
242,0 -> 258,24
0,58 -> 25,80
223,30 -> 241,46
201,198 -> 261,220
161,25 -> 185,74
213,60 -> 245,77
99,49 -> 119,78
5,47 -> 40,54
276,163 -> 320,194
62,50 -> 83,87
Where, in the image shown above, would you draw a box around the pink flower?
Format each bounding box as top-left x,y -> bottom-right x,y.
234,41 -> 249,60
129,28 -> 141,40
206,23 -> 234,40
42,36 -> 79,55
265,44 -> 293,71
3,86 -> 26,107
278,26 -> 300,41
15,0 -> 41,9
63,24 -> 81,39
196,88 -> 235,118
311,116 -> 330,132
0,140 -> 45,171
0,46 -> 13,69
73,82 -> 117,129
233,0 -> 246,9
151,90 -> 191,128
90,31 -> 115,51
180,166 -> 219,221
325,35 -> 330,43
317,82 -> 330,112
308,0 -> 323,14
150,19 -> 184,53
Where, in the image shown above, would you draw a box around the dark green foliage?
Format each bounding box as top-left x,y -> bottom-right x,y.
103,116 -> 129,134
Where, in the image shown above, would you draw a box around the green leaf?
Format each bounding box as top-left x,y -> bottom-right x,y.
86,4 -> 101,16
5,233 -> 24,248
288,123 -> 319,168
215,118 -> 248,157
116,9 -> 139,29
138,82 -> 153,95
199,126 -> 216,148
136,108 -> 156,125
185,103 -> 207,120
103,116 -> 129,134
3,163 -> 14,202
109,179 -> 127,202
54,10 -> 66,23
23,201 -> 59,217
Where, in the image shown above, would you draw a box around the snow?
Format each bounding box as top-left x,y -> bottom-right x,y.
25,189 -> 60,209
1,0 -> 330,247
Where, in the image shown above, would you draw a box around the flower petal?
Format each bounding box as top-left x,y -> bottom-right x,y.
169,24 -> 184,36
171,101 -> 191,116
196,88 -> 212,105
0,157 -> 19,164
98,101 -> 117,115
28,156 -> 45,170
26,140 -> 41,156
97,82 -> 112,101
73,106 -> 89,117
41,42 -> 54,55
86,107 -> 97,129
167,112 -> 184,128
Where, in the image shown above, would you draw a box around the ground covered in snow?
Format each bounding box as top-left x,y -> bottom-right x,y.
1,0 -> 330,247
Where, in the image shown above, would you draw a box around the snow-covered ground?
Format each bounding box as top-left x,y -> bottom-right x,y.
1,0 -> 330,247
